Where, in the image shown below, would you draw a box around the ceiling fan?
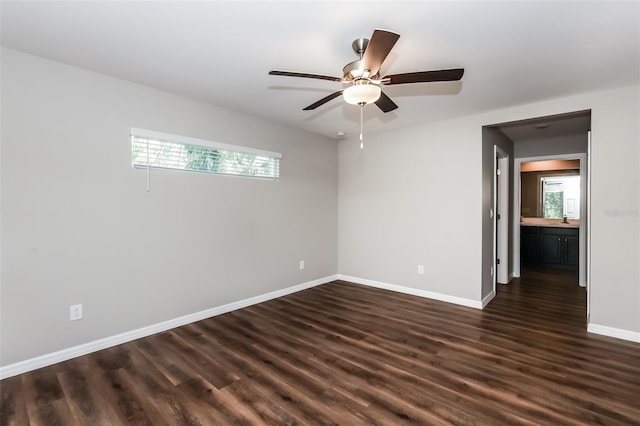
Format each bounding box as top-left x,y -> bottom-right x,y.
268,29 -> 465,113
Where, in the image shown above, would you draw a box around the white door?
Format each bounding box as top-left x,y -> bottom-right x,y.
494,145 -> 510,287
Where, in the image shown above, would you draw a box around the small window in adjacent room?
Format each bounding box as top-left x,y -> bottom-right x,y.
130,128 -> 281,179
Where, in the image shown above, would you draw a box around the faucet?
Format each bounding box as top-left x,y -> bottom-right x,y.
562,216 -> 569,223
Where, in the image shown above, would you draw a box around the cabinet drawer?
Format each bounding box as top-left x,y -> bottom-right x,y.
539,227 -> 578,237
521,226 -> 539,234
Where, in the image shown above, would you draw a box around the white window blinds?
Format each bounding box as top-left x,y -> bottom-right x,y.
130,128 -> 281,179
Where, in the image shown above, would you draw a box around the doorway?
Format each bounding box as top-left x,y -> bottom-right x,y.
514,153 -> 588,287
487,110 -> 591,320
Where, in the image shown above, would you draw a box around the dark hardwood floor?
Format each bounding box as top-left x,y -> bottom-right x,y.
2,268 -> 639,425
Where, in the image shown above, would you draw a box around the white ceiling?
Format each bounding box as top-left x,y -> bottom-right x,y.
1,1 -> 638,140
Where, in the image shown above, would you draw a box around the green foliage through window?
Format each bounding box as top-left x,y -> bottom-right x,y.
543,191 -> 564,219
131,136 -> 279,179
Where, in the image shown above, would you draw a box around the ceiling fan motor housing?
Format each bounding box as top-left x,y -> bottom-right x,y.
343,60 -> 378,81
344,38 -> 379,81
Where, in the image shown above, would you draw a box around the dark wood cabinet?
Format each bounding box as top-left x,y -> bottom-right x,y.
564,234 -> 579,266
521,226 -> 578,270
540,234 -> 563,264
520,226 -> 540,263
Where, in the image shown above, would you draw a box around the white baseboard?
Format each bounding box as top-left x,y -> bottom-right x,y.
587,323 -> 640,343
481,290 -> 496,308
0,275 -> 338,380
337,275 -> 484,309
11,274 -> 633,380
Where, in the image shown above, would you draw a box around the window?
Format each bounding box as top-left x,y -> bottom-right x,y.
543,190 -> 564,219
130,128 -> 281,179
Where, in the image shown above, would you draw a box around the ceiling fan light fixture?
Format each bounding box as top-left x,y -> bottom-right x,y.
343,82 -> 381,106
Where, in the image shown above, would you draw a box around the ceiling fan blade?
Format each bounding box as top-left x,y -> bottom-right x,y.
303,91 -> 344,110
360,29 -> 400,77
383,68 -> 464,85
375,91 -> 398,113
269,70 -> 344,82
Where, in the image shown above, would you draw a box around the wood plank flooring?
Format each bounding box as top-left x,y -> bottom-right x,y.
2,267 -> 639,425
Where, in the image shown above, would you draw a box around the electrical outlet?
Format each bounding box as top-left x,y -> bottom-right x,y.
418,265 -> 425,275
70,304 -> 83,321
299,260 -> 305,270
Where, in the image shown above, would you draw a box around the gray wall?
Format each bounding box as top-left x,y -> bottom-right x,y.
338,118 -> 484,303
339,84 -> 638,335
514,134 -> 588,158
1,48 -> 339,366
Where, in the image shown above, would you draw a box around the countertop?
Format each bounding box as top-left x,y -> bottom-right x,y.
520,217 -> 580,228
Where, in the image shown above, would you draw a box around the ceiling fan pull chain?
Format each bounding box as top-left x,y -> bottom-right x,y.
360,106 -> 364,149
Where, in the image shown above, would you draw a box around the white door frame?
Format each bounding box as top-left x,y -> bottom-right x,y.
493,145 -> 510,289
586,131 -> 592,319
513,152 -> 588,287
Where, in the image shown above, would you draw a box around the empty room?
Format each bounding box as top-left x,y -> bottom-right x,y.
1,1 -> 639,424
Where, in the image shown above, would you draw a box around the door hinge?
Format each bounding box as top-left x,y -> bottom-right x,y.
497,213 -> 501,220
497,258 -> 501,264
